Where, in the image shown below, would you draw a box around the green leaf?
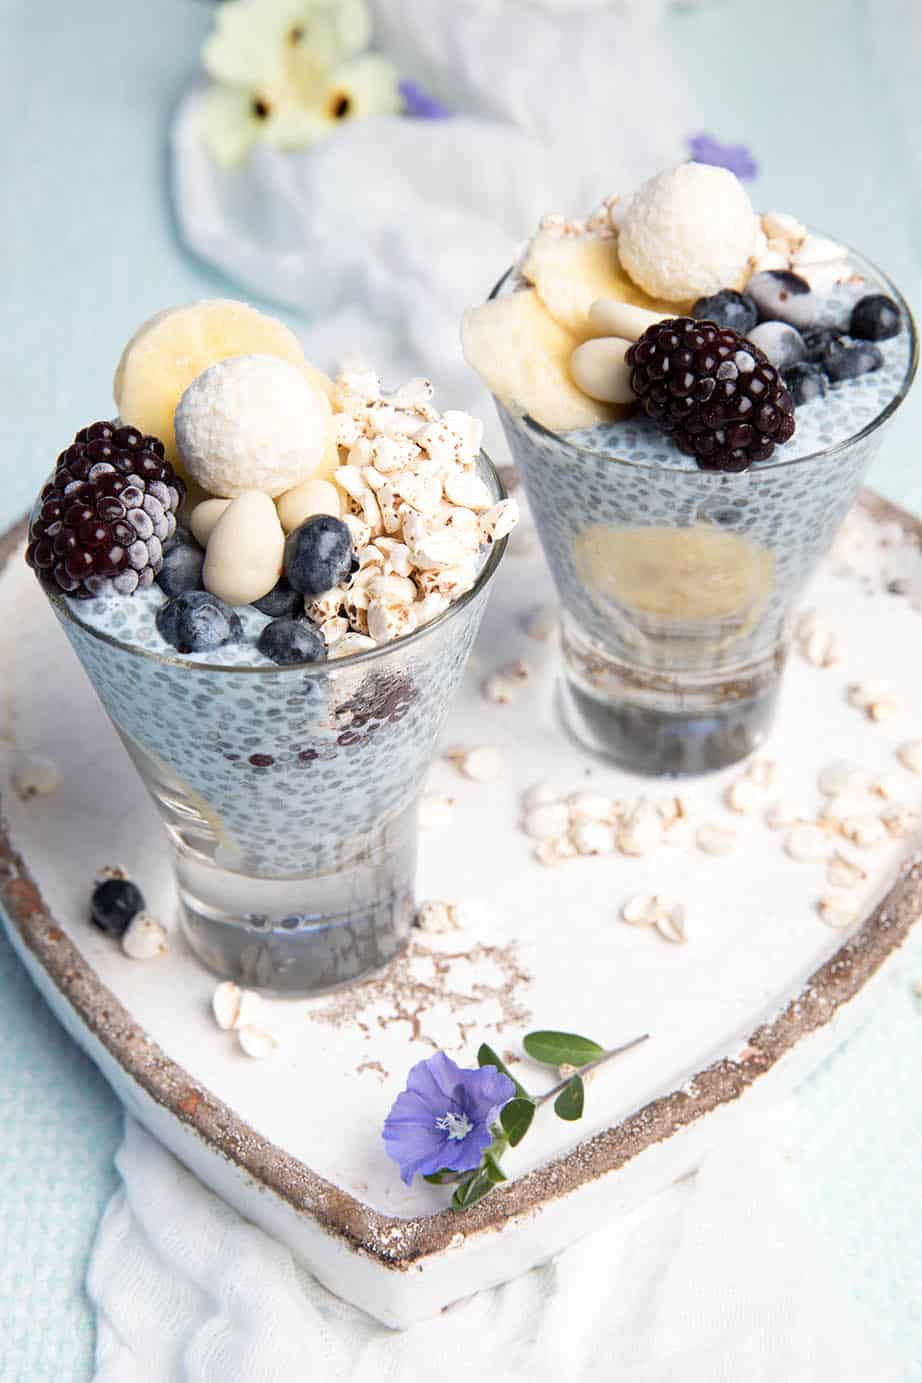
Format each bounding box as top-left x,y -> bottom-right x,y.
423,1169 -> 463,1185
553,1075 -> 585,1121
522,1031 -> 606,1068
477,1043 -> 530,1099
451,1169 -> 496,1211
500,1098 -> 536,1147
483,1150 -> 508,1184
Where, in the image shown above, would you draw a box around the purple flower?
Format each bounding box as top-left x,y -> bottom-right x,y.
688,133 -> 758,182
382,1052 -> 515,1186
399,79 -> 451,120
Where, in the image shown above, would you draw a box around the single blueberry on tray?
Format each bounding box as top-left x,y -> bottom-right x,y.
91,877 -> 144,937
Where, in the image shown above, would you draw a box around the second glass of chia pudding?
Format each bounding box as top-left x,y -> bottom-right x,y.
463,163 -> 917,775
26,300 -> 517,994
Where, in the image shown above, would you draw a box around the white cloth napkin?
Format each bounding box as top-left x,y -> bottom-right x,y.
87,1106 -> 899,1383
171,0 -> 693,433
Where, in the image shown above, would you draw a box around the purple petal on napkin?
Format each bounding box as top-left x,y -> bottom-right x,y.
399,79 -> 451,120
688,133 -> 758,181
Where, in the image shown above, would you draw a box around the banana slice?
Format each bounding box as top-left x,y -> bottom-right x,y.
113,300 -> 336,478
521,232 -> 681,340
461,289 -> 625,434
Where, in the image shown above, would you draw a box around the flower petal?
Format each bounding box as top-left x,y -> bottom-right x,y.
200,85 -> 262,167
263,103 -> 329,151
202,0 -> 302,87
461,1066 -> 517,1124
445,1124 -> 493,1175
319,54 -> 402,124
404,1051 -> 465,1106
381,1088 -> 444,1130
382,1052 -> 516,1187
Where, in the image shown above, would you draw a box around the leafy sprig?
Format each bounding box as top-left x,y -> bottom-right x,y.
425,1029 -> 649,1211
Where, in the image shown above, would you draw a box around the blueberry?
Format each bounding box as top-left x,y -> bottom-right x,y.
746,270 -> 817,329
157,590 -> 243,654
284,515 -> 353,596
802,327 -> 844,364
252,577 -> 304,618
91,877 -> 144,937
257,617 -> 326,666
782,362 -> 828,406
156,542 -> 205,597
691,289 -> 758,334
163,523 -> 194,554
746,321 -> 806,371
850,293 -> 901,342
823,340 -> 884,383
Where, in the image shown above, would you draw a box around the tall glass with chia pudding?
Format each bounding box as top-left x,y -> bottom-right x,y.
463,164 -> 917,774
27,301 -> 516,993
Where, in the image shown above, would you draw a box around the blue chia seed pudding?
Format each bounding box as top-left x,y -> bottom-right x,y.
462,166 -> 917,772
26,301 -> 515,992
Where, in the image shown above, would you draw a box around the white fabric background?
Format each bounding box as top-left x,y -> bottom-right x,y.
172,0 -> 694,436
89,1108 -> 900,1383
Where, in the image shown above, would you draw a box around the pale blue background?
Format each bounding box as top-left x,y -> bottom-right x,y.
2,1 -> 921,1378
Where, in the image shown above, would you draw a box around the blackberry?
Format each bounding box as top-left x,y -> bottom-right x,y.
625,317 -> 796,472
25,422 -> 185,598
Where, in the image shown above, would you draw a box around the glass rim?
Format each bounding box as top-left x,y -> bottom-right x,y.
488,233 -> 919,475
47,451 -> 509,676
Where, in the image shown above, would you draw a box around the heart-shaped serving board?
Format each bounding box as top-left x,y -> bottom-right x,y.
2,493 -> 921,1328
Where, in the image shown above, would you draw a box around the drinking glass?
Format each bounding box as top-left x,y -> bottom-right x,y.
490,251 -> 917,774
47,459 -> 509,994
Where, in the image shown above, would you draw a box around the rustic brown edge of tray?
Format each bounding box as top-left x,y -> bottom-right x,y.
2,494 -> 921,1269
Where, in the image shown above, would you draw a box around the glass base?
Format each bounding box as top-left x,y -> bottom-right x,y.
173,801 -> 416,996
557,675 -> 779,776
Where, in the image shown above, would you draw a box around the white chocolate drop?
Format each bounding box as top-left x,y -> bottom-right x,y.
588,299 -> 669,341
570,337 -> 636,405
203,490 -> 285,606
189,497 -> 232,547
276,478 -> 342,533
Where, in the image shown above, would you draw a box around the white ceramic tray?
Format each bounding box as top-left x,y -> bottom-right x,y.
2,493 -> 921,1327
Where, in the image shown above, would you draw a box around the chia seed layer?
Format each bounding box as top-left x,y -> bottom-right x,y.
50,469 -> 505,877
496,245 -> 916,685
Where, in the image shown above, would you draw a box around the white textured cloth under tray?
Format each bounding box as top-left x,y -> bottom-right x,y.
88,1104 -> 901,1383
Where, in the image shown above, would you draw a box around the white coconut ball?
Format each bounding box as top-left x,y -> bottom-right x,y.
617,164 -> 760,304
174,354 -> 330,498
